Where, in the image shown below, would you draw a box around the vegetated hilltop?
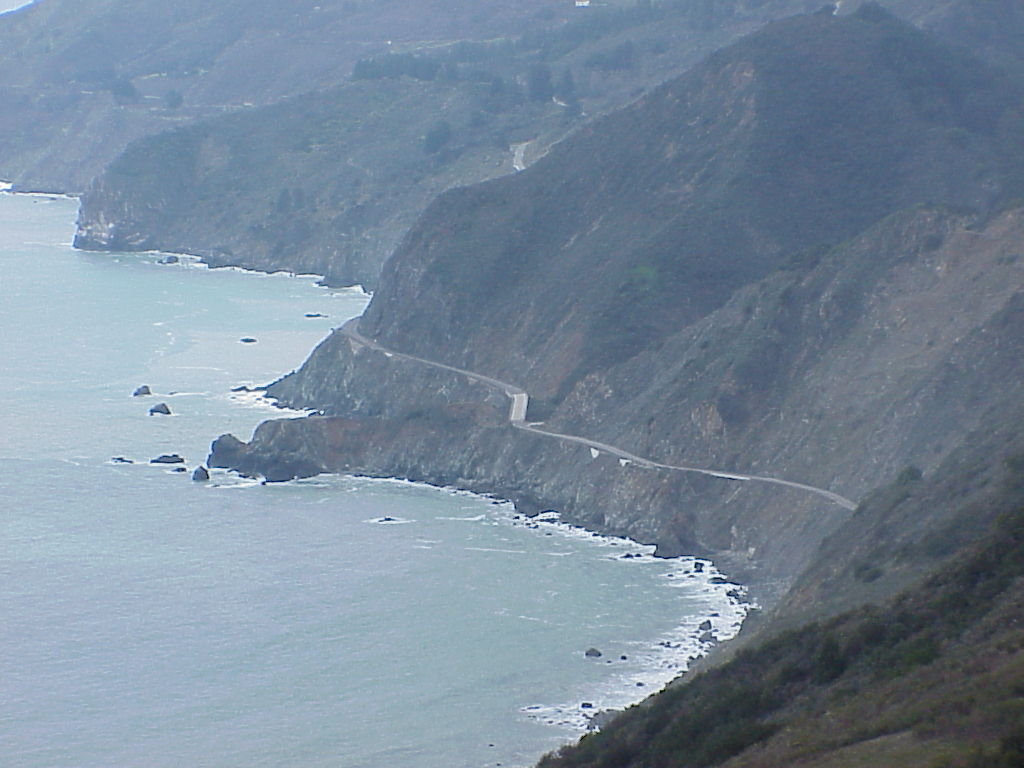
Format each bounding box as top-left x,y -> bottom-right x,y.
920,0 -> 1024,80
72,0 -> 826,287
0,0 -> 588,191
212,5 -> 1024,602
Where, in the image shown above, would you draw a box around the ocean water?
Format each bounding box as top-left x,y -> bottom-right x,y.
0,193 -> 748,768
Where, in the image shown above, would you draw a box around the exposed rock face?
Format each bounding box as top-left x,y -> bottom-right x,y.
214,10 -> 1024,606
148,402 -> 171,415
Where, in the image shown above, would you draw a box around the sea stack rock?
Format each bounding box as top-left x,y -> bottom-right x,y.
149,402 -> 171,415
192,466 -> 210,482
208,433 -> 247,468
132,385 -> 151,397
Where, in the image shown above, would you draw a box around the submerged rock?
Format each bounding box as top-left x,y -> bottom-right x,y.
585,647 -> 603,658
239,337 -> 257,344
148,402 -> 171,415
151,454 -> 185,464
111,456 -> 133,464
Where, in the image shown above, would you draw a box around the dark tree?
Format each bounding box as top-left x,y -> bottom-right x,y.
423,120 -> 453,154
555,67 -> 577,103
527,62 -> 554,102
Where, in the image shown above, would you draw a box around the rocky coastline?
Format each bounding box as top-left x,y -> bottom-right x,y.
207,10 -> 1024,622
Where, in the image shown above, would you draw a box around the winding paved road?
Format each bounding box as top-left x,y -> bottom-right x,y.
340,319 -> 857,511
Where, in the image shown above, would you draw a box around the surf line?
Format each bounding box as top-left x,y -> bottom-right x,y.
340,319 -> 856,511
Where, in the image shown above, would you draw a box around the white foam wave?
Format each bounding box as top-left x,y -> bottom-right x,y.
364,516 -> 414,525
5,190 -> 77,200
207,471 -> 264,489
502,511 -> 752,735
225,389 -> 315,417
250,470 -> 753,735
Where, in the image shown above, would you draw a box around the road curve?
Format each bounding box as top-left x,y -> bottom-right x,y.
339,319 -> 857,511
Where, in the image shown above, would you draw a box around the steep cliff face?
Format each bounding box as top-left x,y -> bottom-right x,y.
216,202 -> 1024,600
73,79 -> 546,288
537,462 -> 1024,767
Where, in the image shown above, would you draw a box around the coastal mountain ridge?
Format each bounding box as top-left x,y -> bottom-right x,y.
63,0 -> 1023,290
0,0 -> 598,192
216,4 -> 1024,585
4,0 -> 1022,764
360,6 -> 1024,396
69,0 -> 827,287
211,8 -> 1024,761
